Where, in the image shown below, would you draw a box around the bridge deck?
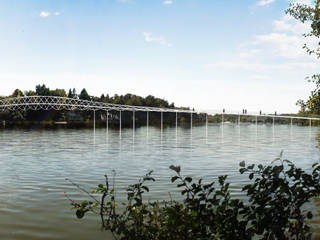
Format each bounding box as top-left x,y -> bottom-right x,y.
0,96 -> 319,122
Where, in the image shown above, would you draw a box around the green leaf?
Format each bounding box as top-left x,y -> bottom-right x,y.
185,177 -> 192,183
144,176 -> 155,182
177,183 -> 186,188
283,159 -> 292,164
76,210 -> 85,219
171,176 -> 179,183
169,165 -> 181,173
247,164 -> 255,170
249,173 -> 254,180
239,161 -> 245,167
279,150 -> 284,158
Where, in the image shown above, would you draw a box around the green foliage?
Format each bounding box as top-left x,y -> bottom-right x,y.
0,85 -> 186,127
11,89 -> 24,98
68,153 -> 320,240
286,0 -> 320,58
79,88 -> 91,101
35,84 -> 50,96
286,1 -> 320,114
50,88 -> 67,97
68,88 -> 77,98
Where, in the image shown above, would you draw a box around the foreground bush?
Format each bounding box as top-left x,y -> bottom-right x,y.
67,153 -> 320,240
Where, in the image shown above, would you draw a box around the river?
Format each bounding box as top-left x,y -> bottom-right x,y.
0,124 -> 319,239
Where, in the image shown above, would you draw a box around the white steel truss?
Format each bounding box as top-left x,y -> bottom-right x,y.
0,96 -> 195,113
1,96 -> 320,123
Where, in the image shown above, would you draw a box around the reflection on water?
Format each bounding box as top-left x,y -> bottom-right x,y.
0,124 -> 319,240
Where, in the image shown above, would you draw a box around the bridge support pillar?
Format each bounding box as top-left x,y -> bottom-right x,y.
238,113 -> 240,126
93,110 -> 96,132
147,111 -> 149,137
206,113 -> 208,138
310,119 -> 312,127
176,112 -> 178,137
255,116 -> 258,126
119,110 -> 122,136
133,111 -> 135,136
222,113 -> 224,126
161,111 -> 163,135
106,111 -> 109,134
273,117 -> 275,127
291,118 -> 293,127
190,112 -> 193,128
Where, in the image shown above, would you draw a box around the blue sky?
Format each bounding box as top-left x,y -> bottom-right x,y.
0,0 -> 318,113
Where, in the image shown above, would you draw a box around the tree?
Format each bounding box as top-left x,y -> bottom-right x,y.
35,84 -> 50,96
68,89 -> 73,98
287,1 -> 320,59
11,89 -> 24,98
100,94 -> 105,102
68,88 -> 77,98
50,89 -> 67,97
79,88 -> 91,101
287,1 -> 320,114
24,90 -> 36,96
105,94 -> 110,103
296,99 -> 307,112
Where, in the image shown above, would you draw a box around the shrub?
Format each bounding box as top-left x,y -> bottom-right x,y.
66,152 -> 320,240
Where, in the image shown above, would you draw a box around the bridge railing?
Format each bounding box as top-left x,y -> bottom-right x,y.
1,96 -> 320,121
0,96 -> 195,113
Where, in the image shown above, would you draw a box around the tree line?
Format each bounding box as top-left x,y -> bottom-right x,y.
6,84 -> 175,109
0,84 -> 203,128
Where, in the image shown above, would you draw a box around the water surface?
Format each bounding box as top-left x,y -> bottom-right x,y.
0,124 -> 319,239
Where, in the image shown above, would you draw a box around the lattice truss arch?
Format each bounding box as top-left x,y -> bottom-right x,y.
0,96 -> 195,113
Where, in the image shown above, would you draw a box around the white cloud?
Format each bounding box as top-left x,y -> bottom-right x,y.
273,15 -> 309,35
206,9 -> 319,80
257,0 -> 276,6
246,14 -> 318,60
143,32 -> 172,47
163,0 -> 173,4
40,11 -> 50,18
253,33 -> 305,59
292,0 -> 312,5
205,61 -> 318,72
39,11 -> 62,18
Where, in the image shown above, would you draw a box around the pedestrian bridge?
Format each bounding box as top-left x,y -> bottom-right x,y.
0,96 -> 193,113
0,96 -> 319,128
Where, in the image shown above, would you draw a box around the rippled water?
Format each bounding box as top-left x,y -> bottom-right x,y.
0,124 -> 319,240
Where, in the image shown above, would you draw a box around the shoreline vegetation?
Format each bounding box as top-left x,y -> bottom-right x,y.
0,84 -> 199,128
68,153 -> 320,240
0,84 -> 318,129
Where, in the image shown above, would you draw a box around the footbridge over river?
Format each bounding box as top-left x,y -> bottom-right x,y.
0,96 -> 320,130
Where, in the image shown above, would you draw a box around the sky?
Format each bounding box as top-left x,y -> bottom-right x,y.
0,0 -> 318,113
